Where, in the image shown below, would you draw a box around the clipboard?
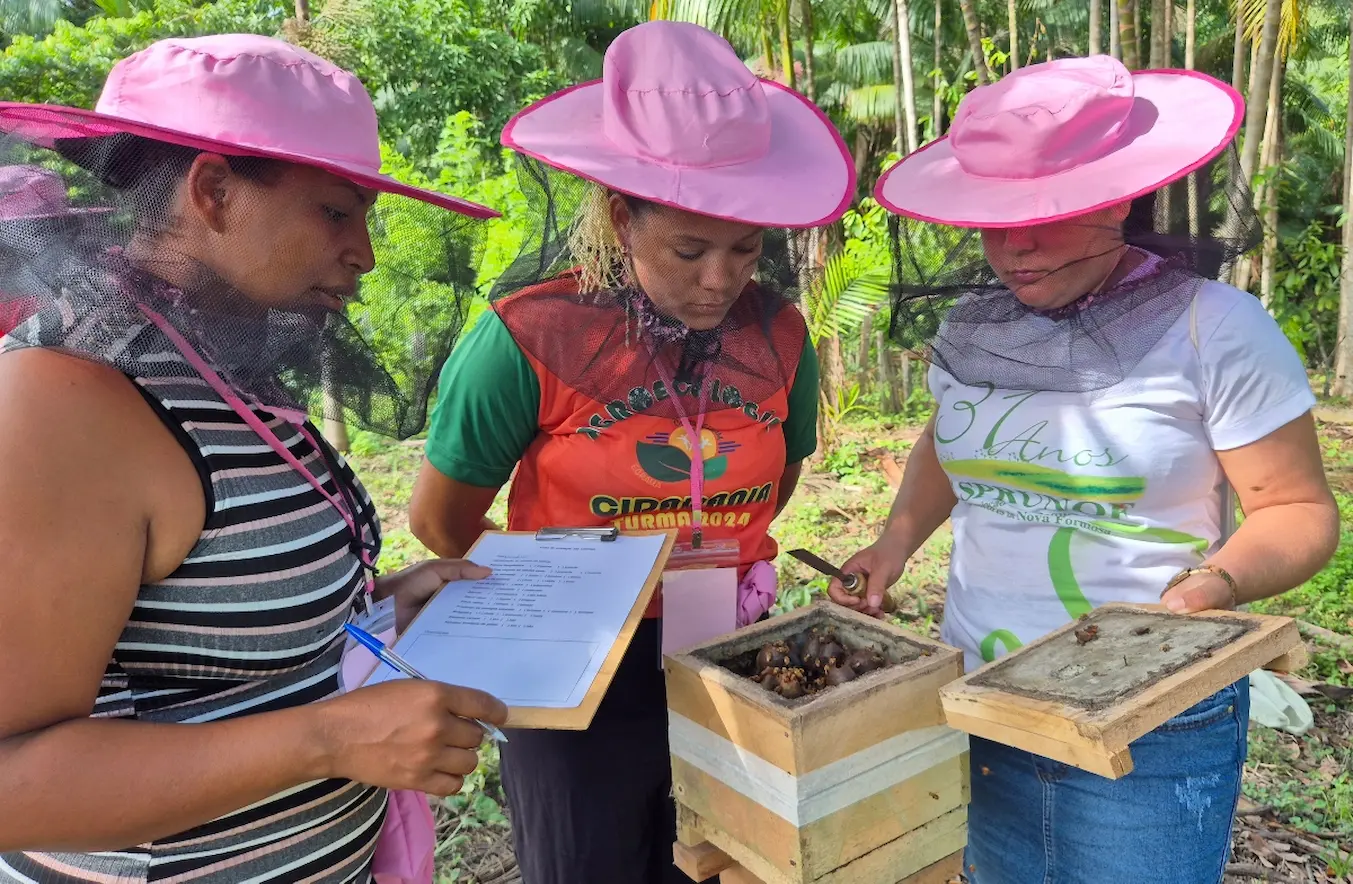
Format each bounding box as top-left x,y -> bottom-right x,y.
367,526 -> 677,731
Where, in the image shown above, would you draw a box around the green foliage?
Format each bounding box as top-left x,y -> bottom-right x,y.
0,0 -> 288,107
307,0 -> 560,160
1269,219 -> 1344,377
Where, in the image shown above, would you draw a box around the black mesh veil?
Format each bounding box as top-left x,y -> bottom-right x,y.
886,145 -> 1262,393
485,155 -> 816,422
0,121 -> 483,440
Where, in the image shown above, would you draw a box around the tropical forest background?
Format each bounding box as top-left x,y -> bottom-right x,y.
1,0 -> 1350,879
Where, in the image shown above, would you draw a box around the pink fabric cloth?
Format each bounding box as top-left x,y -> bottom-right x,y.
371,791 -> 437,884
0,36 -> 495,219
501,21 -> 854,228
339,627 -> 436,884
736,560 -> 777,627
874,55 -> 1245,228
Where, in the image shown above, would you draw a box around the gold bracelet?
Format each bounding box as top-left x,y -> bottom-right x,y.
1163,564 -> 1239,608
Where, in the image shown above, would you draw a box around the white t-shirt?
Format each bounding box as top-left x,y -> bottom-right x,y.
929,280 -> 1316,672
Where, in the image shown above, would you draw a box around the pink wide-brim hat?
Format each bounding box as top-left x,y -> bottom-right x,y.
875,56 -> 1244,228
502,20 -> 855,229
0,35 -> 498,220
0,165 -> 110,221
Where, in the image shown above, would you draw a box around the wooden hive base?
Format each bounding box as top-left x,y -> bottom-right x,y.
665,601 -> 969,882
676,803 -> 966,884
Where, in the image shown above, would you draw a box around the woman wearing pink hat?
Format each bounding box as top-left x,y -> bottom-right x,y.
830,56 -> 1337,882
0,35 -> 509,883
408,20 -> 853,884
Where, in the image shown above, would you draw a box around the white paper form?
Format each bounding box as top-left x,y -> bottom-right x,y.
366,532 -> 669,708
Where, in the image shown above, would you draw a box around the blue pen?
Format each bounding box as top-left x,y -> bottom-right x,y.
343,622 -> 508,744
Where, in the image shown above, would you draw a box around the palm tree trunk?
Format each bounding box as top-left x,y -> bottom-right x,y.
1184,0 -> 1195,68
777,0 -> 795,88
894,0 -> 920,153
933,0 -> 945,138
1088,0 -> 1102,55
294,0 -> 309,20
1109,0 -> 1121,58
1230,14 -> 1245,91
1162,0 -> 1172,64
1132,0 -> 1142,68
816,335 -> 846,448
1116,0 -> 1138,68
761,19 -> 776,74
1238,0 -> 1279,184
1233,5 -> 1280,294
958,0 -> 990,84
1148,0 -> 1166,67
800,0 -> 816,100
1257,60 -> 1284,308
853,126 -> 870,175
857,314 -> 875,393
1184,0 -> 1198,235
877,332 -> 901,413
1333,9 -> 1353,397
1007,0 -> 1019,69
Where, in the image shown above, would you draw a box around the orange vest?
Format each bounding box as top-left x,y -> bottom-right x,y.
495,277 -> 807,617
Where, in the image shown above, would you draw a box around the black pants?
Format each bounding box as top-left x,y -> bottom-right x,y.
499,619 -> 698,884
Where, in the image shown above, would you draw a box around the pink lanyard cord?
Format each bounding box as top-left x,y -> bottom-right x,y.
139,306 -> 378,592
647,346 -> 711,549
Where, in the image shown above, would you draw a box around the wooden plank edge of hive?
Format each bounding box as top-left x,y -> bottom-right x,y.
794,654 -> 964,774
673,840 -> 736,882
1263,642 -> 1309,673
1089,613 -> 1300,748
680,802 -> 970,884
678,804 -> 797,884
812,806 -> 969,884
939,605 -> 1301,745
942,708 -> 1134,779
665,658 -> 800,774
898,850 -> 965,884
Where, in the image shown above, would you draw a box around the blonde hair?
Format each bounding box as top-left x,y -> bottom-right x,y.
567,184 -> 630,293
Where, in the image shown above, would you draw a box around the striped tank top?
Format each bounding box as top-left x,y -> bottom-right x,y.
0,295 -> 387,882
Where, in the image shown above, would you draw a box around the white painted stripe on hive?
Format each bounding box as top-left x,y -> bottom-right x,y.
668,713 -> 969,827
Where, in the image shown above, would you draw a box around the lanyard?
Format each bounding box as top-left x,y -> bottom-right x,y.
140,305 -> 378,594
647,346 -> 711,549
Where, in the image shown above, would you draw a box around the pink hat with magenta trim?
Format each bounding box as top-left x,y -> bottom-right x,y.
875,55 -> 1244,228
0,34 -> 498,219
502,20 -> 855,229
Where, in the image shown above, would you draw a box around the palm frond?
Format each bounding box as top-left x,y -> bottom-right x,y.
844,83 -> 897,122
833,40 -> 895,85
0,0 -> 66,33
804,250 -> 892,344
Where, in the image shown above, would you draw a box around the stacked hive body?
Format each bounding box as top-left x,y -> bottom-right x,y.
664,601 -> 969,884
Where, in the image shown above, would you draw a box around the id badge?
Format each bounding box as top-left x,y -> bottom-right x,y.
341,594 -> 396,692
659,539 -> 741,659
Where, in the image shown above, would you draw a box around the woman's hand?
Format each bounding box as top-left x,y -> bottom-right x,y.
827,541 -> 908,618
315,680 -> 508,797
1159,569 -> 1236,614
375,559 -> 491,633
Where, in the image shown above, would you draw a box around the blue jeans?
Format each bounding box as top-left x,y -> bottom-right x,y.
965,681 -> 1249,884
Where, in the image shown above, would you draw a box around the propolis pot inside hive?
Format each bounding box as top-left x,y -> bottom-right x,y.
663,600 -> 968,884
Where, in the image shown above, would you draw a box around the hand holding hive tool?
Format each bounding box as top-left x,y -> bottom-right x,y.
786,548 -> 862,596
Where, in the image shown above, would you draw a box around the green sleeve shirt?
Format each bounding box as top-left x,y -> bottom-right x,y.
424,310 -> 819,488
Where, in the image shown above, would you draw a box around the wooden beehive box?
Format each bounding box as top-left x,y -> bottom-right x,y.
940,603 -> 1307,780
664,600 -> 968,884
